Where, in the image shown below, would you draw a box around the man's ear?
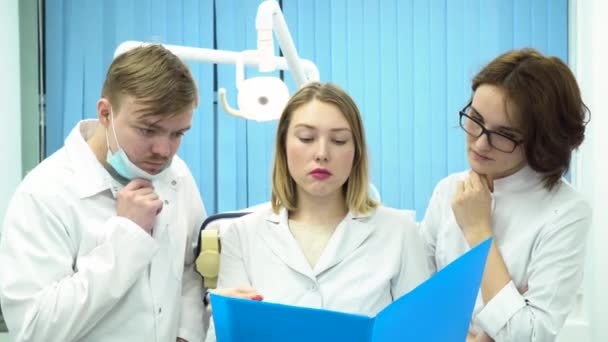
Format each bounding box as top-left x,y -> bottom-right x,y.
97,98 -> 112,127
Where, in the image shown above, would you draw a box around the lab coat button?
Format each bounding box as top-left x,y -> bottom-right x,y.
164,199 -> 169,205
171,180 -> 177,186
310,284 -> 318,291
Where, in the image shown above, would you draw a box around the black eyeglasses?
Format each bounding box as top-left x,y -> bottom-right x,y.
459,103 -> 523,153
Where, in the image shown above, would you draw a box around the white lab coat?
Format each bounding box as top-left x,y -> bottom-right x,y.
419,166 -> 592,341
205,205 -> 431,341
0,120 -> 207,342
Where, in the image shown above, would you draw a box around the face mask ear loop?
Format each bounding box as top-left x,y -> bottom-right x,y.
107,109 -> 122,152
104,128 -> 111,151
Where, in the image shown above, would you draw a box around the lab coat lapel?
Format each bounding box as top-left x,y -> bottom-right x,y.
149,176 -> 180,293
260,209 -> 316,281
313,212 -> 374,276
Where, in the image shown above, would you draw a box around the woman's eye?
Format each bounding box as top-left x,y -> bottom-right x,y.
332,139 -> 347,145
298,137 -> 314,143
498,131 -> 516,139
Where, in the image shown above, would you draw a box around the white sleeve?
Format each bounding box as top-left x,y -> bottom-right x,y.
177,174 -> 207,342
391,212 -> 433,299
418,181 -> 447,273
215,220 -> 251,289
0,191 -> 158,342
475,200 -> 592,341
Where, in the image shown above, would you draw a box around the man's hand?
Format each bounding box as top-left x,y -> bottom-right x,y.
451,171 -> 493,247
116,179 -> 163,233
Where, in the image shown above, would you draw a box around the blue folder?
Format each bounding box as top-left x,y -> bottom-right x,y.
211,238 -> 492,342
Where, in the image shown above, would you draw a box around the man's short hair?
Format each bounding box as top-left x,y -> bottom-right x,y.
101,44 -> 199,117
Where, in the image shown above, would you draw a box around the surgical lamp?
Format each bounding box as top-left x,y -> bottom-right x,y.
113,0 -> 319,121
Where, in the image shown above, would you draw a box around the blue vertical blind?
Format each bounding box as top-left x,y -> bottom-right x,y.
45,0 -> 568,217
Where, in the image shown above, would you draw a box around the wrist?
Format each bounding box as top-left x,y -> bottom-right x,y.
465,228 -> 492,246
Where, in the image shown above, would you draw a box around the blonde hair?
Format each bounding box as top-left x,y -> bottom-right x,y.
101,44 -> 198,117
271,82 -> 377,214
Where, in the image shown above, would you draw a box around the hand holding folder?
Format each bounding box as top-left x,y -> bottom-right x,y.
211,238 -> 492,342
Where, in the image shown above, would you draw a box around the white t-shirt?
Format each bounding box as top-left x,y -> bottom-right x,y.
288,220 -> 337,268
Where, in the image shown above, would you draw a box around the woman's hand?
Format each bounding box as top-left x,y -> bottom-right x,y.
206,286 -> 264,313
451,171 -> 494,247
466,331 -> 494,342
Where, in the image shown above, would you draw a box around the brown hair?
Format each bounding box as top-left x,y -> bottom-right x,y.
472,48 -> 589,190
271,82 -> 377,214
101,44 -> 198,117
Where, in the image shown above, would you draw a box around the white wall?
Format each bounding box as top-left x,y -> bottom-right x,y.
0,0 -> 20,339
570,0 -> 608,341
0,0 -> 22,225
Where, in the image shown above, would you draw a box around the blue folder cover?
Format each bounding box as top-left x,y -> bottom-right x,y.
211,238 -> 492,342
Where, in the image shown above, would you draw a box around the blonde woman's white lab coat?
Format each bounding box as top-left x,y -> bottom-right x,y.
205,205 -> 431,341
0,121 -> 207,342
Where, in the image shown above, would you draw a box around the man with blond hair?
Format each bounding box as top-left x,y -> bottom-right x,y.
0,44 -> 207,342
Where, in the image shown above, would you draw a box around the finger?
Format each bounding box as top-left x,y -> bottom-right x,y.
138,194 -> 162,211
479,175 -> 490,192
211,286 -> 259,299
456,181 -> 465,195
137,190 -> 159,200
249,294 -> 264,301
477,332 -> 493,342
464,176 -> 475,192
235,287 -> 259,296
484,174 -> 494,192
470,172 -> 483,191
233,286 -> 262,299
151,199 -> 163,215
133,187 -> 157,197
125,178 -> 154,190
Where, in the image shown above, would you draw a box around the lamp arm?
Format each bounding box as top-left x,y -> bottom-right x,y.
256,0 -> 308,87
218,88 -> 245,119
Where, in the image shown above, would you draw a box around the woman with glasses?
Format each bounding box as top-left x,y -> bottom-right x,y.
420,48 -> 591,342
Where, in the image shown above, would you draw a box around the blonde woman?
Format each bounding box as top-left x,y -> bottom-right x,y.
205,82 -> 430,341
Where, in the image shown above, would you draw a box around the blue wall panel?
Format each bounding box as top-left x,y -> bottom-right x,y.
396,0 -> 415,208
379,0 -> 400,207
412,0 -> 432,216
45,0 -> 569,218
44,0 -> 65,157
361,0 -> 382,201
215,0 -> 246,212
428,0 -> 447,210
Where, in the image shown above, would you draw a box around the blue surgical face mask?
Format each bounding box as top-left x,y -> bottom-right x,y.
105,110 -> 171,181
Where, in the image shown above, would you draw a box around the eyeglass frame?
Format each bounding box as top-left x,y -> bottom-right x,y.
458,102 -> 524,153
